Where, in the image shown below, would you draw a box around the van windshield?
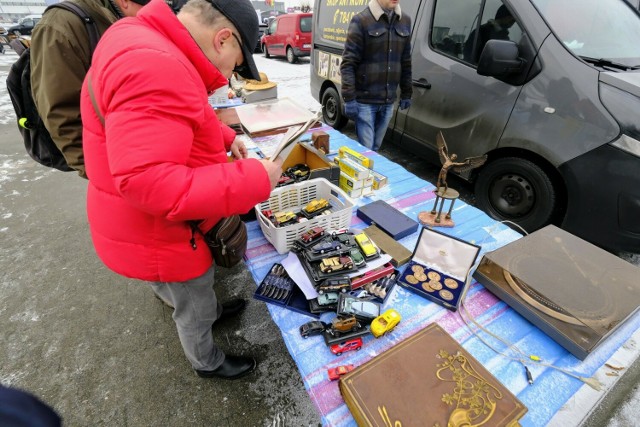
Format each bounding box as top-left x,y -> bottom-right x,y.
532,0 -> 640,65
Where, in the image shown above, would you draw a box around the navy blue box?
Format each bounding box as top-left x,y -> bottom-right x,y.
356,200 -> 419,240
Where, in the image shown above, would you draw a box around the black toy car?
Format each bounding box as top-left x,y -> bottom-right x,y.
299,320 -> 327,338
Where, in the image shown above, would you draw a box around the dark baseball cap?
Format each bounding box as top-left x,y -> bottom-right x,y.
207,0 -> 260,80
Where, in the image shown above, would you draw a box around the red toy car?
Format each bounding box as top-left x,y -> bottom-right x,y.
327,364 -> 355,380
330,337 -> 363,356
301,226 -> 325,243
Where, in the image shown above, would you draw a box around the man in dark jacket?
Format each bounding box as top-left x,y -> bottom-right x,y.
30,0 -> 148,179
340,0 -> 412,152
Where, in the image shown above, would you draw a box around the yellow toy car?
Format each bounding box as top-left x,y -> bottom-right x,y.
274,211 -> 297,225
370,309 -> 401,338
354,232 -> 378,257
303,198 -> 329,214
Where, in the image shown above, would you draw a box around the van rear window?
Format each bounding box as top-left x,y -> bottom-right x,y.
300,17 -> 312,32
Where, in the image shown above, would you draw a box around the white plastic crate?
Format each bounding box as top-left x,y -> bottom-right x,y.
256,178 -> 355,254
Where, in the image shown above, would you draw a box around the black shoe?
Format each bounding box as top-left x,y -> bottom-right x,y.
195,355 -> 256,380
217,298 -> 247,321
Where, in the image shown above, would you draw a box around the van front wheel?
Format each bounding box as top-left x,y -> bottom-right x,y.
287,47 -> 298,64
264,45 -> 270,58
321,87 -> 348,130
475,157 -> 557,233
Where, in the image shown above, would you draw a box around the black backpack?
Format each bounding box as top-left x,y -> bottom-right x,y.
6,1 -> 100,172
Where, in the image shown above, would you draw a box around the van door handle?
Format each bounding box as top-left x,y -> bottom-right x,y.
413,78 -> 431,89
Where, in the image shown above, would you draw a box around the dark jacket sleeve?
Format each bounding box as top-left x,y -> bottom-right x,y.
400,16 -> 413,100
340,15 -> 364,102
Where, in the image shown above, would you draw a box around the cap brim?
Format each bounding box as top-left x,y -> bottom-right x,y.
238,44 -> 260,81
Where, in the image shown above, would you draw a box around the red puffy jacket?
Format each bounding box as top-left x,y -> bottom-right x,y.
80,0 -> 270,282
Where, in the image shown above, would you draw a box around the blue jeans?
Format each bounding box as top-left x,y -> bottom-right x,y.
354,102 -> 394,151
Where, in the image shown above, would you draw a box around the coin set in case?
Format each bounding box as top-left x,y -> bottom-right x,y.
397,228 -> 480,311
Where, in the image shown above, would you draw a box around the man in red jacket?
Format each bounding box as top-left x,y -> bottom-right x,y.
81,0 -> 283,379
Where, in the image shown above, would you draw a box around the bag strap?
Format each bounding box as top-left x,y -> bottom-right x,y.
46,1 -> 100,57
86,75 -> 105,126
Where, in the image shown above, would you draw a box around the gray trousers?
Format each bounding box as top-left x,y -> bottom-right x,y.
150,265 -> 225,371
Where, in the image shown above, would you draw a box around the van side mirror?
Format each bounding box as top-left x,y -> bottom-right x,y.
477,40 -> 525,77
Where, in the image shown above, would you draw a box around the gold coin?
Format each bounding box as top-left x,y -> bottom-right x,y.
444,278 -> 459,289
411,264 -> 424,274
415,272 -> 427,282
439,289 -> 454,301
429,280 -> 443,290
421,282 -> 434,292
428,271 -> 441,282
405,275 -> 418,285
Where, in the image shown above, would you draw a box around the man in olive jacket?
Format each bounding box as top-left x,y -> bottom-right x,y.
30,0 -> 148,179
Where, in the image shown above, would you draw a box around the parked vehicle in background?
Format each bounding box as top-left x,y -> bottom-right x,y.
262,12 -> 312,63
8,15 -> 41,37
256,23 -> 267,53
311,0 -> 640,253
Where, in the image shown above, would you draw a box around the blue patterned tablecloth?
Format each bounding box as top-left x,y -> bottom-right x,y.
243,126 -> 640,426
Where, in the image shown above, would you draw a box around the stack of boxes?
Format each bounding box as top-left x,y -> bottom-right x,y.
335,146 -> 388,198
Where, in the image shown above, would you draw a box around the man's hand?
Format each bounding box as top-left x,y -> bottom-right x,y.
344,100 -> 358,119
260,158 -> 284,190
230,137 -> 248,159
399,99 -> 411,110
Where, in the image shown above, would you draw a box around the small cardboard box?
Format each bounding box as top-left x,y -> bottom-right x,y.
339,172 -> 374,192
338,146 -> 374,168
282,143 -> 340,185
371,170 -> 388,190
335,157 -> 371,180
397,228 -> 480,311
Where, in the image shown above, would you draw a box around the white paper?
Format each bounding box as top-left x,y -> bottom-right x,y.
281,252 -> 318,299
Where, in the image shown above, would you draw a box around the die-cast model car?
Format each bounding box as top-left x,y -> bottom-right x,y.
320,256 -> 354,273
317,277 -> 351,294
299,320 -> 327,338
330,337 -> 363,356
354,232 -> 378,257
327,364 -> 355,380
370,309 -> 401,338
312,240 -> 342,254
303,198 -> 329,214
301,226 -> 325,243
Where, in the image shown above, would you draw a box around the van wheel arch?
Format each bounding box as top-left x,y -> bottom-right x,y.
474,156 -> 563,233
321,86 -> 348,130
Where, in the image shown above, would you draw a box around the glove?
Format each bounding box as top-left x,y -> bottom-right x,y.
399,99 -> 411,110
344,100 -> 358,119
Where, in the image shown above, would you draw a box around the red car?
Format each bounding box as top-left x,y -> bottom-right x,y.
330,337 -> 363,356
301,226 -> 325,243
327,364 -> 355,380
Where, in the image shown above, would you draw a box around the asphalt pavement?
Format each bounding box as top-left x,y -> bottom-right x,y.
0,123 -> 320,426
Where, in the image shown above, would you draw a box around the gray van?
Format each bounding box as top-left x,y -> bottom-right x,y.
311,0 -> 640,253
